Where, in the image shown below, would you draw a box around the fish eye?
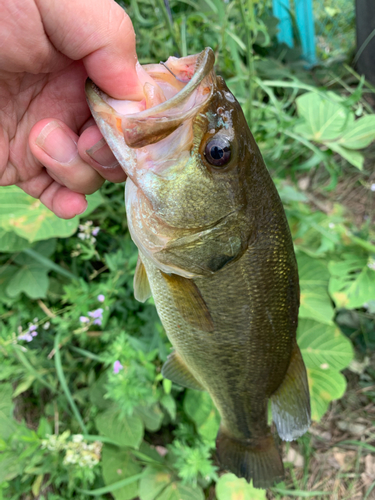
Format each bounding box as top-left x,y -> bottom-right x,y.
204,137 -> 231,167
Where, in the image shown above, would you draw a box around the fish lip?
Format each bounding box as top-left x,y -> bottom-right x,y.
85,47 -> 215,119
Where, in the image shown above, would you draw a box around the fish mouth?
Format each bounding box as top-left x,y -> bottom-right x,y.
85,47 -> 216,151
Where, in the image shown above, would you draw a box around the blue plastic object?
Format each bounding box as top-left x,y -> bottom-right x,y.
272,0 -> 317,66
272,0 -> 293,48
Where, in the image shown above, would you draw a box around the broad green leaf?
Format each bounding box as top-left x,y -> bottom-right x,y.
0,384 -> 14,417
134,405 -> 163,432
328,255 -> 375,309
101,445 -> 141,500
327,142 -> 364,170
184,390 -> 213,427
297,253 -> 334,325
216,473 -> 267,500
0,186 -> 102,242
297,319 -> 353,371
197,408 -> 220,442
0,229 -> 29,252
0,452 -> 22,482
295,92 -> 352,142
95,407 -> 143,449
337,115 -> 375,149
139,466 -> 171,500
6,262 -> 49,299
158,482 -> 204,500
307,368 -> 346,421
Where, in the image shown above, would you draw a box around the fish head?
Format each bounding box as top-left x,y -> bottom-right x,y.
86,48 -> 260,277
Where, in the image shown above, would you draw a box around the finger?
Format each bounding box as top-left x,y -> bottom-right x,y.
37,0 -> 144,99
29,118 -> 105,194
78,125 -> 127,183
17,170 -> 88,219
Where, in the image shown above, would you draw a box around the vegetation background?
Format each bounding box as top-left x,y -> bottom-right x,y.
0,0 -> 374,499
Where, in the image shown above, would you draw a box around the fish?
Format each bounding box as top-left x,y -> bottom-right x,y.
85,47 -> 311,488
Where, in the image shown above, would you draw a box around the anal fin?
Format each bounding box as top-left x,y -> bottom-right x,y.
162,351 -> 205,391
271,342 -> 311,441
134,254 -> 151,303
161,272 -> 214,332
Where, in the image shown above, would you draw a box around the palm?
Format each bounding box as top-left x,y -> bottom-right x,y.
2,60 -> 89,186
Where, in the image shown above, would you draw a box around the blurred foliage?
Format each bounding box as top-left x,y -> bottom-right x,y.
0,0 -> 374,498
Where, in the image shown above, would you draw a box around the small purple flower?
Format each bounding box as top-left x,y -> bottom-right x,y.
93,318 -> 102,326
371,183 -> 375,192
92,227 -> 100,237
18,333 -> 33,342
80,316 -> 90,324
28,324 -> 38,332
97,294 -> 105,303
113,361 -> 123,374
31,331 -> 38,337
88,308 -> 103,319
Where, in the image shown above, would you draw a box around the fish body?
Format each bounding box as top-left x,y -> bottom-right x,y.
86,48 -> 311,488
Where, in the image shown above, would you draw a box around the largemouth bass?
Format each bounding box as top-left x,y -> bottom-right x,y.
86,48 -> 311,488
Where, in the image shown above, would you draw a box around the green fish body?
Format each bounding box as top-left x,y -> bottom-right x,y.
86,48 -> 311,488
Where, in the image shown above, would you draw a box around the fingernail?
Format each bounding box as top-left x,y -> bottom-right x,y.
36,122 -> 78,163
86,138 -> 120,168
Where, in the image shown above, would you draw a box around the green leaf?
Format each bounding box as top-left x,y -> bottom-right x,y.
101,445 -> 141,500
337,115 -> 375,149
297,253 -> 334,325
134,405 -> 163,432
184,390 -> 213,427
95,407 -> 143,449
328,255 -> 375,309
0,384 -> 13,417
139,466 -> 171,500
0,452 -> 22,482
0,186 -> 102,242
297,319 -> 353,371
327,142 -> 364,170
197,408 -> 220,442
0,229 -> 29,252
216,473 -> 267,500
307,368 -> 347,421
6,262 -> 49,299
296,92 -> 352,142
158,482 -> 204,500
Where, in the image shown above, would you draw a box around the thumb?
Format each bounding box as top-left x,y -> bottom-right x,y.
37,0 -> 143,99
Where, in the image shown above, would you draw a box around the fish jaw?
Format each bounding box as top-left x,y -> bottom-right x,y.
85,48 -> 216,184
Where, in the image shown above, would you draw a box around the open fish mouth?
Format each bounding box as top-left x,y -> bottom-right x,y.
85,47 -> 216,154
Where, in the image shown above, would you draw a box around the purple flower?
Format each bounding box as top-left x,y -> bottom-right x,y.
92,227 -> 100,236
18,333 -> 33,342
93,318 -> 102,326
97,294 -> 105,303
113,361 -> 123,374
88,308 -> 103,319
28,324 -> 38,332
80,316 -> 90,324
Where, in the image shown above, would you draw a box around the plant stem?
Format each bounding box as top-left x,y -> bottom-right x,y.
23,248 -> 77,281
54,332 -> 88,434
238,0 -> 254,124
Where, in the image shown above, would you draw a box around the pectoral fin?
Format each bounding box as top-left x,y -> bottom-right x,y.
134,255 -> 151,303
161,272 -> 214,332
271,342 -> 311,441
162,351 -> 205,391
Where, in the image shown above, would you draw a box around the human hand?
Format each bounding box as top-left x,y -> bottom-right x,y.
0,0 -> 144,219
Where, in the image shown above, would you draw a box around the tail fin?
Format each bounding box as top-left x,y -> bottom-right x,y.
216,427 -> 284,489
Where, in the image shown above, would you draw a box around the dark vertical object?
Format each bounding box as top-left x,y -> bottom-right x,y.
355,0 -> 375,84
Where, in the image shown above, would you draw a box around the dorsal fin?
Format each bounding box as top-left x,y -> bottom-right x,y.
161,272 -> 214,332
134,254 -> 151,303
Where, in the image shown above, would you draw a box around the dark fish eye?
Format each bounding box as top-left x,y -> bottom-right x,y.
204,137 -> 231,167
